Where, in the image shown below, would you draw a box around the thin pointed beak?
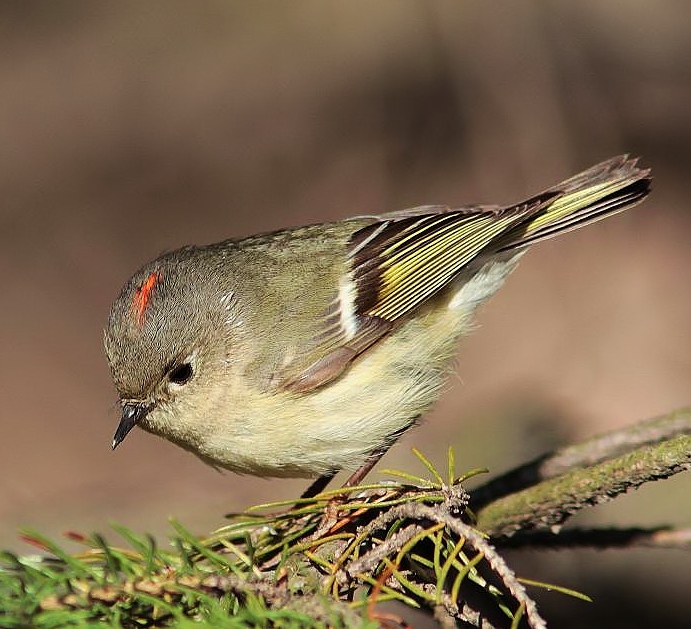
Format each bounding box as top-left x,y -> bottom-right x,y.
112,403 -> 150,450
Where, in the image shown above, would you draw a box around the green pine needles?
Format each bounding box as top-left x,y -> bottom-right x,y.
2,408 -> 690,628
1,450 -> 551,628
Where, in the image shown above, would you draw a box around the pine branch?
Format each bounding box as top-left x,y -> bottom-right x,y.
470,407 -> 691,509
472,408 -> 691,540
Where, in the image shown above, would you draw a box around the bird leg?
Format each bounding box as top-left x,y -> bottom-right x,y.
301,471 -> 337,499
300,449 -> 387,499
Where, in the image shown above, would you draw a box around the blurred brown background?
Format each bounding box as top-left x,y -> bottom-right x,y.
1,1 -> 690,626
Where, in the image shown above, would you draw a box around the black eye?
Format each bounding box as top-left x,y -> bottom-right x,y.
169,362 -> 193,385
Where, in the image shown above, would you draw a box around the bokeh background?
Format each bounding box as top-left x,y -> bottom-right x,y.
1,2 -> 690,626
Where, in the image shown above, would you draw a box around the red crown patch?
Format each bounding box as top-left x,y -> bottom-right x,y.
132,271 -> 162,325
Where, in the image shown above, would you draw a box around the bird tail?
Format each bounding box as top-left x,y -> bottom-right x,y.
496,155 -> 652,252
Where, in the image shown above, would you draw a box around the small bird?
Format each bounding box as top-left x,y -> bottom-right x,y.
105,155 -> 651,497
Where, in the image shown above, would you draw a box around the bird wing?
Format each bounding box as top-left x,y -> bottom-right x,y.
273,155 -> 650,393
271,197 -> 553,392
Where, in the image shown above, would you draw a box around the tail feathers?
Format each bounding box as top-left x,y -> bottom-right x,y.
496,155 -> 652,252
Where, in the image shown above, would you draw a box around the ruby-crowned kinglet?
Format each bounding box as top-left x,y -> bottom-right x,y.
105,155 -> 651,495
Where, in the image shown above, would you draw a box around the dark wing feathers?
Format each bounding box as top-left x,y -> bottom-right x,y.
497,177 -> 650,251
276,197 -> 552,393
350,193 -> 557,321
275,155 -> 651,393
